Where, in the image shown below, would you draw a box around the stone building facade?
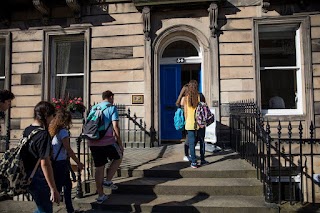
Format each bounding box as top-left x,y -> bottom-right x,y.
0,0 -> 319,145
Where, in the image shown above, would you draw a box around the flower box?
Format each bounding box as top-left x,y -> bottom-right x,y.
51,97 -> 86,118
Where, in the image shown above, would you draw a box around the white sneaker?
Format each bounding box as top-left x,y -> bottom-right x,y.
96,194 -> 108,204
183,156 -> 191,162
103,180 -> 118,190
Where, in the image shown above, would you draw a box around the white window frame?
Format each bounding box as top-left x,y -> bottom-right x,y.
254,17 -> 312,117
0,39 -> 5,82
44,28 -> 90,109
0,33 -> 11,90
50,36 -> 85,99
259,27 -> 302,115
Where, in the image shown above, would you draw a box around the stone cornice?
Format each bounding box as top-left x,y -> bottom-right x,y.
133,0 -> 220,7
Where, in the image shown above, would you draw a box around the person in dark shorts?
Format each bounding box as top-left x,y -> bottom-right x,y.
22,101 -> 60,213
88,90 -> 124,204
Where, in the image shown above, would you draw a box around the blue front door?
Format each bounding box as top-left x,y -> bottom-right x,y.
160,65 -> 182,140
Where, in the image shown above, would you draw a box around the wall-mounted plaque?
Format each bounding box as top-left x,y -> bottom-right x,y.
132,95 -> 144,104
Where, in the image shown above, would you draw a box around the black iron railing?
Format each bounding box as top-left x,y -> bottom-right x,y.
73,103 -> 158,198
230,100 -> 320,205
0,112 -> 10,153
116,104 -> 157,148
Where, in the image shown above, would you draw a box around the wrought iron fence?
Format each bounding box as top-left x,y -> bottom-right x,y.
229,100 -> 320,205
0,111 -> 10,153
74,103 -> 158,198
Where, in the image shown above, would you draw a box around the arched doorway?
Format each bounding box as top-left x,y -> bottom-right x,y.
160,38 -> 202,141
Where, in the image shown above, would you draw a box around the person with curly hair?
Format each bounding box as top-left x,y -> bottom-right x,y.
48,109 -> 84,213
182,80 -> 208,168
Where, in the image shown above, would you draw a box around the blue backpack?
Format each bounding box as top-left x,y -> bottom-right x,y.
174,108 -> 185,131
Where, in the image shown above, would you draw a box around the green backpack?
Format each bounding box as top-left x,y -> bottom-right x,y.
0,128 -> 42,197
82,104 -> 114,140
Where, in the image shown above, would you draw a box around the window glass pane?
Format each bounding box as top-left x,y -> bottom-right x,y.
0,39 -> 5,77
55,76 -> 83,99
259,31 -> 296,67
162,41 -> 198,58
56,40 -> 84,74
52,36 -> 84,100
261,69 -> 296,109
181,64 -> 201,86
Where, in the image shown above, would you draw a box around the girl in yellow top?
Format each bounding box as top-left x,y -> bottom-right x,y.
182,80 -> 208,168
176,84 -> 191,161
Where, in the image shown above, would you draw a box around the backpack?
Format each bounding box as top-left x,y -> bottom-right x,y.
174,108 -> 185,131
82,104 -> 113,140
195,102 -> 215,128
0,128 -> 42,197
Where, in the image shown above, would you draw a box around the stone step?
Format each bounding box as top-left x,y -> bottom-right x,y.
75,194 -> 278,213
119,148 -> 258,179
0,144 -> 275,213
119,167 -> 257,178
84,177 -> 264,196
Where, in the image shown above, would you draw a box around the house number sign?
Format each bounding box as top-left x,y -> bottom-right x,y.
132,95 -> 144,104
176,58 -> 185,63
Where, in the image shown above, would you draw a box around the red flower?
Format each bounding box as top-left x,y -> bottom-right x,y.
51,96 -> 85,113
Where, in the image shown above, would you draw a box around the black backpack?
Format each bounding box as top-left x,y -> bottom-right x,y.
0,128 -> 42,196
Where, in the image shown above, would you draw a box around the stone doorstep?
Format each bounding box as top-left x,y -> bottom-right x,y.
78,176 -> 264,198
0,144 -> 277,212
118,167 -> 257,178
73,194 -> 279,213
0,195 -> 279,213
4,196 -> 320,213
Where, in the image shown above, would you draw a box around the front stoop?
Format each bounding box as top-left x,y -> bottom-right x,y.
77,195 -> 277,213
73,145 -> 278,213
0,144 -> 280,212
